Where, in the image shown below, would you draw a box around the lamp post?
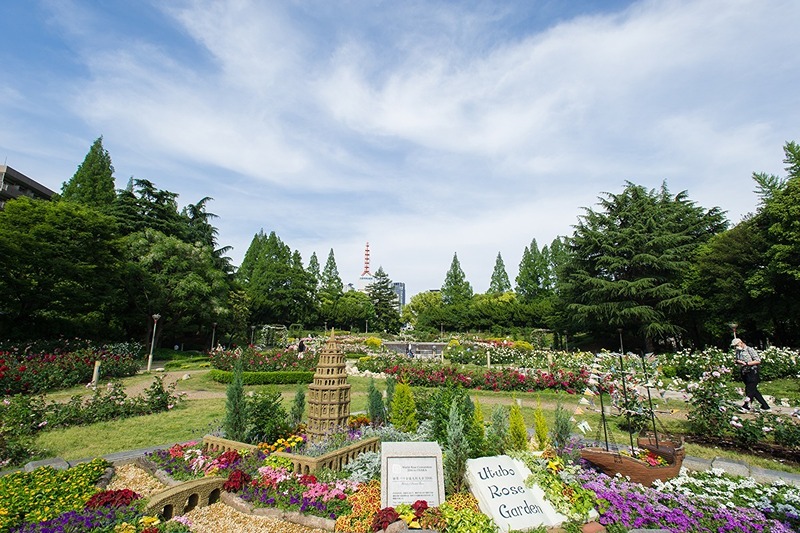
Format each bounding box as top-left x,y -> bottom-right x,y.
211,322 -> 217,351
618,328 -> 624,354
250,325 -> 256,345
729,322 -> 738,339
147,314 -> 161,372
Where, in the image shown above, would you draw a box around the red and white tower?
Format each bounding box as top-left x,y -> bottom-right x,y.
358,241 -> 374,289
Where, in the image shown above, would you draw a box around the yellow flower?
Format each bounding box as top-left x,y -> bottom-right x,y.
114,523 -> 136,533
139,515 -> 161,526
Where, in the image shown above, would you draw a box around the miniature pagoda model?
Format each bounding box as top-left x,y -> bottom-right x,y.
306,332 -> 352,439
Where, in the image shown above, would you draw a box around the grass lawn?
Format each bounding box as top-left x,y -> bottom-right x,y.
27,365 -> 800,475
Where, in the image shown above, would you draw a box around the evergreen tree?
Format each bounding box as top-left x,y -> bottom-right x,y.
367,379 -> 386,426
224,355 -> 247,442
441,253 -> 473,305
321,249 -> 344,298
550,400 -> 574,452
320,249 -> 344,326
390,383 -> 418,432
290,385 -> 306,427
61,136 -> 116,209
236,231 -> 315,325
516,239 -> 549,301
441,253 -> 473,331
508,400 -> 528,451
488,252 -> 512,294
561,182 -> 726,350
485,404 -> 509,456
471,399 -> 486,458
367,266 -> 402,333
443,400 -> 470,495
307,252 -> 321,292
459,394 -> 483,459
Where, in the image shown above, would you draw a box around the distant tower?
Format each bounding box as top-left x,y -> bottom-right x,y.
306,332 -> 351,439
358,241 -> 374,290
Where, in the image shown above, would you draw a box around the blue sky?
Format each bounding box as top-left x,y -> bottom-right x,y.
2,0 -> 799,300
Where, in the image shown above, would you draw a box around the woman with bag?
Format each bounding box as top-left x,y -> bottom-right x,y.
732,337 -> 770,412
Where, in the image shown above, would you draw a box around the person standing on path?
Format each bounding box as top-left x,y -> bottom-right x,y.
732,337 -> 770,411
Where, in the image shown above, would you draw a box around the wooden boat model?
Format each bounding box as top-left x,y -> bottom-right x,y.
580,434 -> 685,487
580,350 -> 685,487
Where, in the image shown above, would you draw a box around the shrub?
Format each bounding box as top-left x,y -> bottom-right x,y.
485,404 -> 509,456
290,385 -> 306,427
208,369 -> 314,385
367,378 -> 386,426
209,346 -> 318,372
507,400 -> 528,452
244,388 -> 290,445
390,383 -> 418,433
443,401 -> 470,496
550,400 -> 574,452
533,399 -> 549,450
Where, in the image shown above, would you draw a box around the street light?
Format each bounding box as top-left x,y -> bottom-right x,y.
250,325 -> 256,345
729,322 -> 738,339
147,314 -> 161,372
618,328 -> 624,354
211,322 -> 217,351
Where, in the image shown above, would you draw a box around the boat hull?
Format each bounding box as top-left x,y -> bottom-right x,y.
580,438 -> 684,487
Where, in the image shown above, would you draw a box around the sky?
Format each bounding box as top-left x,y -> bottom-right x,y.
2,0 -> 799,300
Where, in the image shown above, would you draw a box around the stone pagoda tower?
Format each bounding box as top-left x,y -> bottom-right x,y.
306,332 -> 351,439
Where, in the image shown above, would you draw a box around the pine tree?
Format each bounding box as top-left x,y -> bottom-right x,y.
443,400 -> 470,495
367,378 -> 386,426
488,252 -> 511,294
321,249 -> 343,298
390,382 -> 418,432
61,136 -> 116,209
441,253 -> 473,305
367,266 -> 401,333
224,354 -> 247,442
516,239 -> 549,301
508,400 -> 528,451
307,252 -> 321,291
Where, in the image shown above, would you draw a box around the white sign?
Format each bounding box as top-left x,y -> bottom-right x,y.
466,455 -> 567,531
381,442 -> 445,508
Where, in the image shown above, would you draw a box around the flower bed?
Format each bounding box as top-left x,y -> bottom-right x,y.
0,342 -> 141,395
209,346 -> 318,372
362,360 -> 589,393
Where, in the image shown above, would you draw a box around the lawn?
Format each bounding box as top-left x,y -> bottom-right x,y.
27,362 -> 800,474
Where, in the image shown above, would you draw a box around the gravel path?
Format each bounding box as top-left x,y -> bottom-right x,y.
109,464 -> 327,533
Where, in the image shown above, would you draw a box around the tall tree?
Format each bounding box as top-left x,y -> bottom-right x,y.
441,253 -> 473,331
367,266 -> 402,333
124,228 -> 230,344
401,290 -> 444,333
0,197 -> 124,339
307,252 -> 321,291
441,253 -> 473,305
61,136 -> 116,209
488,252 -> 511,294
236,231 -> 315,326
515,239 -> 549,301
320,249 -> 344,326
320,249 -> 343,298
561,182 -> 726,350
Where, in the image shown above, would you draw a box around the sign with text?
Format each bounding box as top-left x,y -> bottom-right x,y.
466,455 -> 566,531
381,441 -> 445,508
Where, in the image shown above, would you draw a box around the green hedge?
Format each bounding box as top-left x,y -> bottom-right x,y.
208,369 -> 314,385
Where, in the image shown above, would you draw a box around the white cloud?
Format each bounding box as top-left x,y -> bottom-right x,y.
3,0 -> 799,299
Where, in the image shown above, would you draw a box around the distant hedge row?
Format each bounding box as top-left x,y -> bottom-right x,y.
208,369 -> 314,385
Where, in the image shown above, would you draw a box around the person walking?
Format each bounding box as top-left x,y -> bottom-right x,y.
732,337 -> 770,411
